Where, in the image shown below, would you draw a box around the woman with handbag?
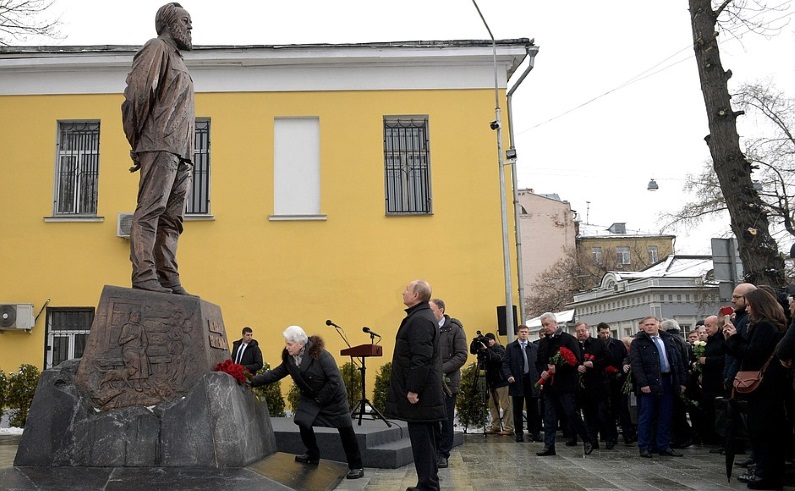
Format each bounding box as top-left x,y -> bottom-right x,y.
723,288 -> 787,490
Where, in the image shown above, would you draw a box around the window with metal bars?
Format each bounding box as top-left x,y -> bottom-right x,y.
383,117 -> 431,214
46,307 -> 94,369
54,121 -> 100,216
187,118 -> 211,214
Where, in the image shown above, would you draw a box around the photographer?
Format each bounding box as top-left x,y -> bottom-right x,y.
471,332 -> 513,436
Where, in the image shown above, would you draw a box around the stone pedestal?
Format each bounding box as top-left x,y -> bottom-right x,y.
14,286 -> 277,467
75,285 -> 230,411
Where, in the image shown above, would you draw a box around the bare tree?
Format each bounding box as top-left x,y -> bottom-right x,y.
0,0 -> 60,45
664,81 -> 795,245
687,0 -> 789,285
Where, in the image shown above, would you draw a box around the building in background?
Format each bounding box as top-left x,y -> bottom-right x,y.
568,255 -> 721,339
0,40 -> 537,382
517,188 -> 576,308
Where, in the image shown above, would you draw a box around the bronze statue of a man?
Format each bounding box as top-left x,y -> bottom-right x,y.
121,2 -> 194,295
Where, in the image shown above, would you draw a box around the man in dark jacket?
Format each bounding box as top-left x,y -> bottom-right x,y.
503,324 -> 541,443
575,322 -> 615,449
597,322 -> 635,445
429,298 -> 468,468
230,326 -> 263,375
251,325 -> 363,479
386,280 -> 445,491
696,315 -> 725,445
475,333 -> 513,436
630,316 -> 688,458
660,319 -> 693,448
723,283 -> 756,389
535,313 -> 592,456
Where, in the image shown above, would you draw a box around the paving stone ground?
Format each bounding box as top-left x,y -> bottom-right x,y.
2,433 -> 792,490
333,433 -> 790,491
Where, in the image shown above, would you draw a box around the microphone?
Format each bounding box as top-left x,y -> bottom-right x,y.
326,319 -> 341,328
362,327 -> 381,338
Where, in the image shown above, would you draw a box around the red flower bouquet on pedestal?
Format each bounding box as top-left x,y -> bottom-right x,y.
213,359 -> 252,385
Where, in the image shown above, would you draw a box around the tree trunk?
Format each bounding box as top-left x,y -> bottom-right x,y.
688,0 -> 785,286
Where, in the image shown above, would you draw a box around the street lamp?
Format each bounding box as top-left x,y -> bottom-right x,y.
647,178 -> 659,191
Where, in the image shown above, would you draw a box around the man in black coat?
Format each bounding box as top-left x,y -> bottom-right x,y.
502,324 -> 542,443
386,280 -> 445,491
230,326 -> 263,375
630,316 -> 687,458
695,315 -> 725,445
597,322 -> 635,445
429,298 -> 468,468
575,322 -> 615,449
475,333 -> 513,436
535,313 -> 592,456
251,325 -> 364,479
723,283 -> 756,390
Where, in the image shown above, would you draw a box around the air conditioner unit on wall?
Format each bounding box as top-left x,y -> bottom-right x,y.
0,304 -> 35,330
117,213 -> 134,238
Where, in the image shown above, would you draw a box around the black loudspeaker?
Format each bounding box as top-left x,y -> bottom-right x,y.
496,305 -> 518,336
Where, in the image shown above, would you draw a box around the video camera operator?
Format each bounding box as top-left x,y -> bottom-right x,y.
470,332 -> 513,436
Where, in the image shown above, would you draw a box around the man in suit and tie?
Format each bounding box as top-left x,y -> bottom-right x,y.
503,324 -> 542,443
231,326 -> 264,375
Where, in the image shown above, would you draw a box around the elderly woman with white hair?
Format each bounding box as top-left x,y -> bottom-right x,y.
251,325 -> 364,479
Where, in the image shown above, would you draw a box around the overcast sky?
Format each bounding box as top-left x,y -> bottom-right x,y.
22,0 -> 795,254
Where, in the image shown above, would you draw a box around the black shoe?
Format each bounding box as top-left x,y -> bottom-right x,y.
584,442 -> 594,455
624,435 -> 636,446
437,456 -> 448,468
639,450 -> 653,458
295,454 -> 319,465
659,448 -> 683,457
672,439 -> 692,449
346,468 -> 364,479
746,478 -> 783,490
738,472 -> 758,484
536,447 -> 556,456
515,434 -> 524,442
565,440 -> 578,447
605,440 -> 616,450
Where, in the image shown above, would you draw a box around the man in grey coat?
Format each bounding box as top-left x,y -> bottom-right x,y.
429,298 -> 468,468
386,280 -> 445,491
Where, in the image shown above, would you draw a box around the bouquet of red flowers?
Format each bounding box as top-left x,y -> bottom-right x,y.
535,346 -> 578,388
605,365 -> 620,375
214,359 -> 252,385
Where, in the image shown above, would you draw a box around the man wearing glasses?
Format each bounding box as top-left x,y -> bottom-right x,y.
722,283 -> 757,391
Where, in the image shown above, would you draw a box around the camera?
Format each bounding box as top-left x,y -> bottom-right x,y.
470,330 -> 490,356
489,120 -> 500,130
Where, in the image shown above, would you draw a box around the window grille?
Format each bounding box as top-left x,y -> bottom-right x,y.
187,119 -> 211,214
46,308 -> 94,369
55,122 -> 100,215
383,117 -> 431,214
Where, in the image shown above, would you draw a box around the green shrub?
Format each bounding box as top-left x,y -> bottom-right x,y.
339,362 -> 362,410
456,362 -> 489,432
0,369 -> 7,421
251,363 -> 285,417
287,383 -> 301,412
372,362 -> 391,414
7,364 -> 40,428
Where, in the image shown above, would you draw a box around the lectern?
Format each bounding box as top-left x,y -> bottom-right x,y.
341,343 -> 391,426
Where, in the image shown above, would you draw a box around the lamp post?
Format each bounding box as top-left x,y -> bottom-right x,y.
471,0 -> 514,343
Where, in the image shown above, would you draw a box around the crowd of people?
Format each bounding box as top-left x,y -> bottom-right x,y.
471,282 -> 795,491
232,278 -> 795,491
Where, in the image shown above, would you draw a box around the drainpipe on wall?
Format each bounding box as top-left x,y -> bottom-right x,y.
506,45 -> 538,327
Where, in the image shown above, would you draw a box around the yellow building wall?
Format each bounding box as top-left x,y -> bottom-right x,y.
0,88 -> 518,391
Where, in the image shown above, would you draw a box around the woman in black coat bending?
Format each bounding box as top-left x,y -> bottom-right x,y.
723,289 -> 787,490
251,325 -> 363,480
